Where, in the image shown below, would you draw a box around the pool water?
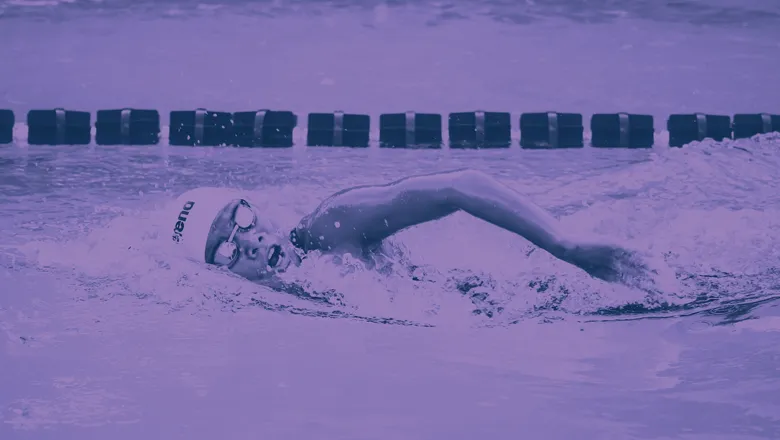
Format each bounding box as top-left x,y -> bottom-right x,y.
2,1 -> 780,438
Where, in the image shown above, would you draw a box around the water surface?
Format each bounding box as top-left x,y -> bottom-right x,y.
2,1 -> 780,438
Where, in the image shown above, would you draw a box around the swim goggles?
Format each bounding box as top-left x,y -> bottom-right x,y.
213,199 -> 256,267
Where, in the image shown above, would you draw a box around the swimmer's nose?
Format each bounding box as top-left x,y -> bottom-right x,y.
237,233 -> 268,260
244,245 -> 261,260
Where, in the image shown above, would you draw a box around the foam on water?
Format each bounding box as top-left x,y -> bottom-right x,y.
14,134 -> 780,327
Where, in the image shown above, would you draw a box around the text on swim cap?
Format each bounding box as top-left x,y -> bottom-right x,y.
171,201 -> 195,243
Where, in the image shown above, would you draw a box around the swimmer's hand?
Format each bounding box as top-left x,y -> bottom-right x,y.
561,241 -> 654,285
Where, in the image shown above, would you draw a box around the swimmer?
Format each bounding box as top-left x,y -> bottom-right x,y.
164,169 -> 651,285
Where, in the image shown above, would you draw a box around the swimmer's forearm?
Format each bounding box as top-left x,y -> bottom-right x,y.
449,171 -> 572,258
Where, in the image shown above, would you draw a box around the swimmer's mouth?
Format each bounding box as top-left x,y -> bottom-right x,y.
267,245 -> 283,268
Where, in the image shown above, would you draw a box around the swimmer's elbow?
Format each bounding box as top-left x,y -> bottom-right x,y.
452,168 -> 489,184
449,169 -> 499,203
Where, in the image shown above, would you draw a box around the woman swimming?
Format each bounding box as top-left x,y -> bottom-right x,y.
164,169 -> 651,285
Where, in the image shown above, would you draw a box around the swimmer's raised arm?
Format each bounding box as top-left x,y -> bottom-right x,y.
296,169 -> 649,284
296,169 -> 573,259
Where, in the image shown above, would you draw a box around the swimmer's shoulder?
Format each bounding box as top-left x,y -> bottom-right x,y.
289,216 -> 328,252
289,219 -> 372,256
289,223 -> 311,252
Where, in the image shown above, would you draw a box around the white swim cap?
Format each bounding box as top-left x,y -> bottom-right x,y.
162,187 -> 248,263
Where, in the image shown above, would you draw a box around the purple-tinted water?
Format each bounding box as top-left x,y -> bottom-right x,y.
1,1 -> 780,439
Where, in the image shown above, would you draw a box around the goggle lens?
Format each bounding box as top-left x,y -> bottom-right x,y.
215,241 -> 238,263
213,200 -> 256,267
234,202 -> 255,229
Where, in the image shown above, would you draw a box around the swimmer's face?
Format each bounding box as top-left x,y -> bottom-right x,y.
204,199 -> 301,281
